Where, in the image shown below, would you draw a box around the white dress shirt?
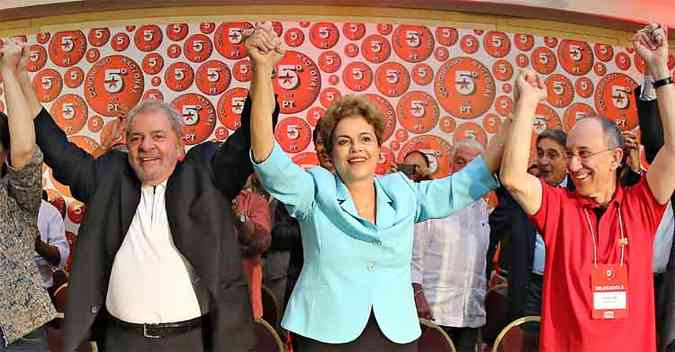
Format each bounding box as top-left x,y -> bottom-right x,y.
654,202 -> 674,273
412,199 -> 490,328
106,181 -> 202,323
36,199 -> 69,288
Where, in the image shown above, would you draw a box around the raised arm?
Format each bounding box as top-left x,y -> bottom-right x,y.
499,70 -> 548,215
634,24 -> 675,204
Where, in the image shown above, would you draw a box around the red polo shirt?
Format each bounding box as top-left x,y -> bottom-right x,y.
531,176 -> 666,351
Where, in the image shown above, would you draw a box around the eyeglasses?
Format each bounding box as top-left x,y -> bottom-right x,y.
564,148 -> 614,162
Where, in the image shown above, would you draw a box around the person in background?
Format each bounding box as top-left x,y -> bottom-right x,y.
400,150 -> 432,182
35,190 -> 69,297
412,139 -> 490,352
0,37 -> 56,351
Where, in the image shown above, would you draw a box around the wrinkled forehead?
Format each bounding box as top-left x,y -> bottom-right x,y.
566,119 -> 607,150
128,110 -> 174,134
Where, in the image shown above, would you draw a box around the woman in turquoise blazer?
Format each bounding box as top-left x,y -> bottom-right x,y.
246,23 -> 507,351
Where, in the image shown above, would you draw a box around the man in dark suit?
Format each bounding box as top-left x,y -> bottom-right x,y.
488,128 -> 572,321
18,55 -> 278,350
635,82 -> 675,352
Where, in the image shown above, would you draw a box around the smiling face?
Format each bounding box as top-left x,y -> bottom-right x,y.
536,137 -> 567,186
330,115 -> 381,185
126,109 -> 184,186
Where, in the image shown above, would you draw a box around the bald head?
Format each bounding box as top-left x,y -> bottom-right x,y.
452,139 -> 484,173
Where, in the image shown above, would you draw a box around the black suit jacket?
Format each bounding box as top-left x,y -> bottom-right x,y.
488,177 -> 574,321
635,86 -> 675,352
36,97 -> 278,352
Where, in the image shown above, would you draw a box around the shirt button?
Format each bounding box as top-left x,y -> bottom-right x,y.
367,263 -> 375,272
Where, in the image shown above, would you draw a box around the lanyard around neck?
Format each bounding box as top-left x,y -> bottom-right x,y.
583,206 -> 627,267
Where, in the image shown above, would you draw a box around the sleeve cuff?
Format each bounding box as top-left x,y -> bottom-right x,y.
6,148 -> 43,176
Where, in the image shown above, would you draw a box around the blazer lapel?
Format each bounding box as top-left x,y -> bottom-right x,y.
375,178 -> 395,229
336,179 -> 360,219
115,167 -> 141,257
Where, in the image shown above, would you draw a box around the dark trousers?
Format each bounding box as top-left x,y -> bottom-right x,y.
525,273 -> 543,316
440,326 -> 479,352
102,319 -> 204,352
295,314 -> 418,352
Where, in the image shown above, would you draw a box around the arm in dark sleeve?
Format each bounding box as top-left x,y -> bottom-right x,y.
487,186 -> 511,280
270,203 -> 301,251
212,96 -> 280,199
34,108 -> 98,203
635,86 -> 664,163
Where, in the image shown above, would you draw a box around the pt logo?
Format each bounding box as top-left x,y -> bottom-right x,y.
277,65 -> 301,90
611,85 -> 630,110
85,55 -> 144,117
455,71 -> 476,96
595,73 -> 638,130
104,69 -> 126,94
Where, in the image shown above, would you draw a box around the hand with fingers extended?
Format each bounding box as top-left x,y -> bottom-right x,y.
633,23 -> 670,79
514,69 -> 546,107
414,288 -> 434,321
244,21 -> 285,70
0,37 -> 26,74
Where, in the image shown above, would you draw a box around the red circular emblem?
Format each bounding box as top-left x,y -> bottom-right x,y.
142,53 -> 164,75
375,62 -> 410,97
27,44 -> 47,72
435,57 -> 496,119
390,141 -> 400,151
133,25 -> 162,52
318,51 -> 342,73
126,25 -> 136,32
434,47 -> 449,61
50,94 -> 88,135
558,40 -> 594,76
454,122 -> 487,147
233,59 -> 252,82
397,91 -> 440,134
320,87 -> 341,108
100,119 -> 126,149
563,103 -> 596,131
33,69 -> 63,103
545,74 -> 574,108
196,60 -> 231,96
395,129 -> 409,142
329,75 -> 340,86
143,89 -> 164,102
299,21 -> 311,28
494,95 -> 514,117
503,82 -> 513,94
67,201 -> 86,224
544,37 -> 558,48
594,62 -> 607,76
376,146 -> 395,175
167,23 -> 189,41
165,62 -> 195,92
575,77 -> 594,98
64,67 -> 85,88
460,34 -> 479,54
514,33 -> 534,51
151,76 -> 162,87
87,115 -> 104,133
399,135 -> 453,178
534,103 -> 562,134
484,31 -> 511,58
492,59 -> 514,81
365,93 -> 397,142
274,51 -> 321,113
362,34 -> 392,64
184,34 -> 213,63
84,55 -> 144,117
216,87 -> 249,130
214,22 -> 254,59
594,43 -> 614,62
615,52 -> 631,71
343,23 -> 366,41
309,22 -> 340,49
86,48 -> 100,63
392,25 -> 434,63
37,32 -> 51,45
275,117 -> 312,153
531,47 -> 557,74
272,22 -> 284,37
412,63 -> 434,86
49,30 -> 86,67
284,28 -> 305,48
167,44 -> 182,59
377,24 -> 393,35
516,53 -> 529,68
435,27 -> 458,46
111,32 -> 130,52
88,28 -> 110,47
344,43 -> 359,57
306,106 -> 326,127
292,152 -> 319,169
439,116 -> 456,133
200,22 -> 216,34
482,113 -> 502,133
214,126 -> 229,142
594,73 -> 638,130
171,93 -> 217,145
342,61 -> 373,92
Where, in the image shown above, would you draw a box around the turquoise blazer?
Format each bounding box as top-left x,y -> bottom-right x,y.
252,143 -> 498,343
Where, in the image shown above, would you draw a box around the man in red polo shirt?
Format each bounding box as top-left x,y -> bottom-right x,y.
500,23 -> 675,351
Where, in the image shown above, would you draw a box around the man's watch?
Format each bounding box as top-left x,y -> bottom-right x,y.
238,214 -> 247,223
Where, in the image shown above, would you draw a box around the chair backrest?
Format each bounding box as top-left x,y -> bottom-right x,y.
53,283 -> 68,319
52,270 -> 68,291
418,319 -> 457,352
254,318 -> 285,352
492,316 -> 541,352
482,284 -> 509,343
262,285 -> 281,328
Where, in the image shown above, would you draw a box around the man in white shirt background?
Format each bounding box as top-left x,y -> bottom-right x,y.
411,139 -> 489,352
35,190 -> 69,295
